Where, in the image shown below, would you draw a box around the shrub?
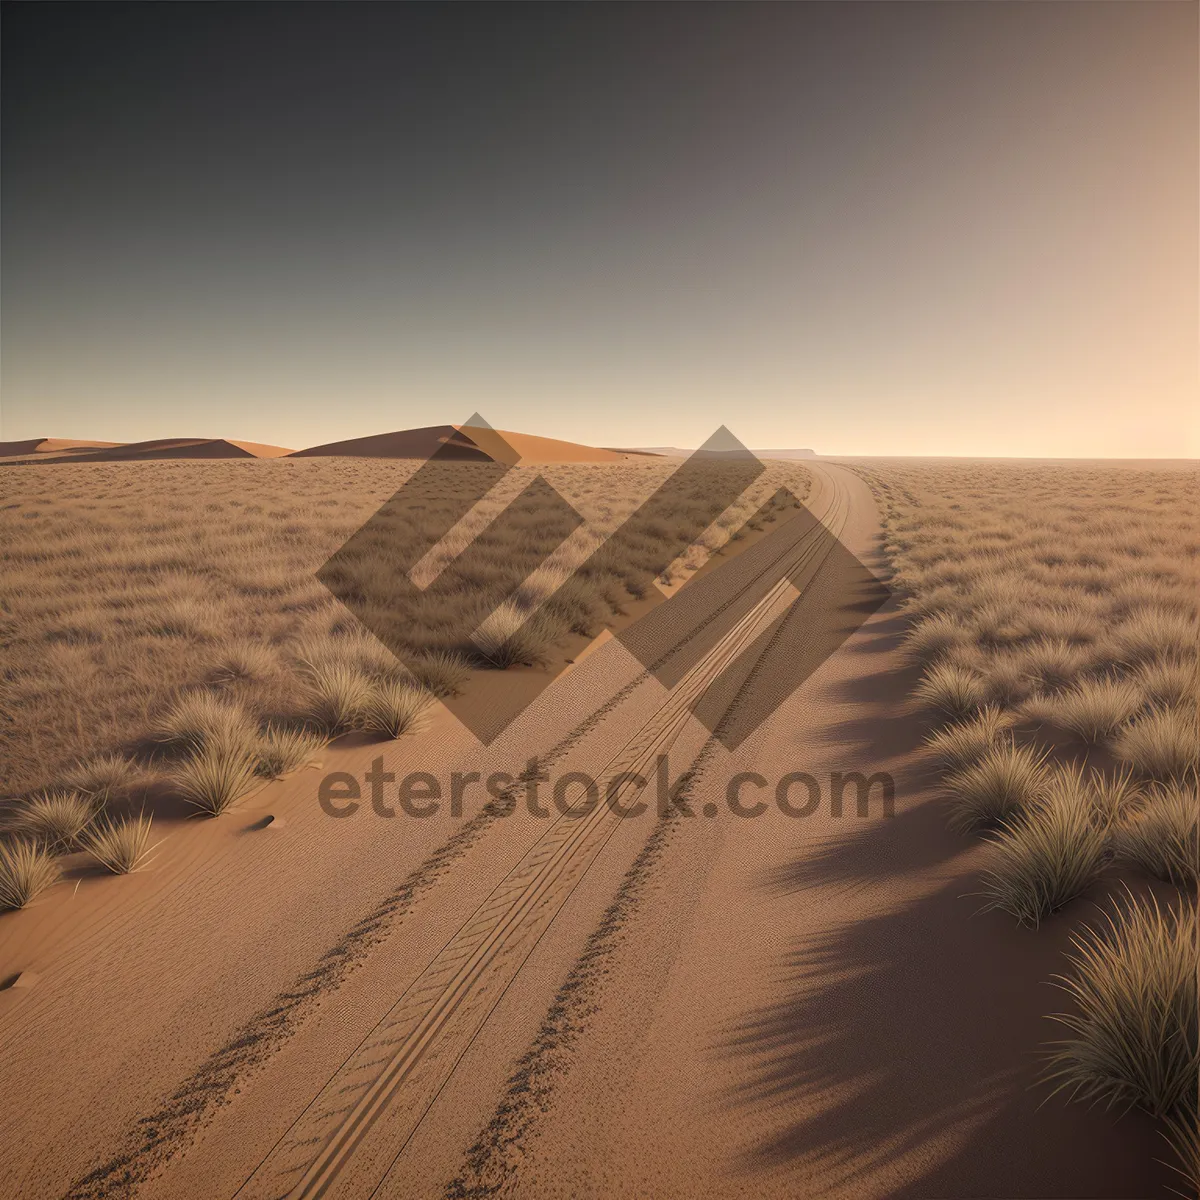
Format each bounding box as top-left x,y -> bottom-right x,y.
1113,783 -> 1198,888
1043,894 -> 1197,1120
301,661 -> 373,735
154,692 -> 260,755
1110,607 -> 1198,666
84,814 -> 156,874
255,725 -> 326,779
1113,707 -> 1198,782
406,649 -> 471,698
943,742 -> 1050,833
0,839 -> 60,910
209,641 -> 279,684
1024,677 -> 1143,744
976,766 -> 1108,926
62,753 -> 142,805
901,613 -> 971,664
174,745 -> 260,816
472,604 -> 562,669
1134,656 -> 1198,710
6,790 -> 94,851
923,706 -> 1015,770
914,662 -> 987,721
362,680 -> 433,738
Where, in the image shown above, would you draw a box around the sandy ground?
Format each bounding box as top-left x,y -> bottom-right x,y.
0,464 -> 1173,1199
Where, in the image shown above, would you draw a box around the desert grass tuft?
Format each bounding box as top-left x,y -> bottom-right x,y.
255,725 -> 327,779
1134,657 -> 1198,711
209,641 -> 279,684
1024,677 -> 1143,744
405,649 -> 471,698
6,790 -> 94,851
300,661 -> 373,736
976,765 -> 1109,926
62,753 -> 142,805
84,813 -> 156,874
943,742 -> 1050,833
914,661 -> 988,721
901,612 -> 971,664
1113,783 -> 1199,888
154,691 -> 261,755
0,839 -> 60,910
472,604 -> 562,669
1110,608 -> 1198,667
1043,893 -> 1197,1120
174,745 -> 261,816
362,680 -> 433,738
923,706 -> 1015,770
1113,707 -> 1198,783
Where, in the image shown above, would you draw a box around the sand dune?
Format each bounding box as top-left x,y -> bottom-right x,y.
0,437 -> 123,458
291,424 -> 625,463
0,437 -> 293,463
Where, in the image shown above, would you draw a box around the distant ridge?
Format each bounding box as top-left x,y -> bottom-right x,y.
0,437 -> 293,463
290,424 -> 626,463
624,446 -> 817,460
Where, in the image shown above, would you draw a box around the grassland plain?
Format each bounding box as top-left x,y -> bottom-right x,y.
850,458 -> 1199,1190
0,455 -> 811,904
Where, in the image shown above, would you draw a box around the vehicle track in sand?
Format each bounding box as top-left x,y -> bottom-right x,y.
234,466 -> 852,1200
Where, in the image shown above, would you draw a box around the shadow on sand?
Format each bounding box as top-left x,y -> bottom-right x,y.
719,591 -> 1177,1198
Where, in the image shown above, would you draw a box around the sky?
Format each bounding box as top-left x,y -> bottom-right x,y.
3,3 -> 1196,458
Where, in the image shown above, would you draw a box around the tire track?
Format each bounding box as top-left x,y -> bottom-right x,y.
235,469 -> 849,1200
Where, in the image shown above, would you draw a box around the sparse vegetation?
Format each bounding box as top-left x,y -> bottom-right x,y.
1044,894 -> 1196,1121
362,680 -> 433,738
1113,783 -> 1199,889
84,814 -> 156,874
914,661 -> 987,721
976,766 -> 1109,926
5,790 -> 94,851
942,742 -> 1049,833
255,725 -> 327,779
863,458 -> 1198,1184
173,744 -> 261,816
1,456 -> 811,799
923,705 -> 1015,770
0,839 -> 60,910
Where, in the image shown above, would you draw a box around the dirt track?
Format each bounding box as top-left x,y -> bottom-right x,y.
0,464 -> 1172,1199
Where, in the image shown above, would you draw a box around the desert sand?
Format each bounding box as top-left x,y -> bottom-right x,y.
0,454 -> 1184,1200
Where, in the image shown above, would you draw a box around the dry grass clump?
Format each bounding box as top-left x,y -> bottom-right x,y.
299,661 -> 375,736
472,604 -> 563,669
1113,783 -> 1198,889
362,680 -> 433,738
173,744 -> 260,816
923,706 -> 1015,770
1113,707 -> 1198,783
1108,608 -> 1198,667
943,742 -> 1049,833
901,613 -> 971,664
255,725 -> 326,779
62,752 -> 142,806
404,649 -> 471,697
1044,894 -> 1197,1121
1134,657 -> 1198,710
976,766 -> 1109,926
208,640 -> 280,684
154,691 -> 260,755
914,661 -> 987,721
1022,677 -> 1144,744
83,814 -> 156,874
0,839 -> 60,910
6,790 -> 94,851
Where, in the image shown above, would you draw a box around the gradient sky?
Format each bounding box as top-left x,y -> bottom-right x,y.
3,3 -> 1196,457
